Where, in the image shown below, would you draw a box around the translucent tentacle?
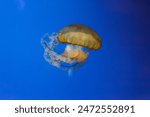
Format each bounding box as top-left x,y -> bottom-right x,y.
41,33 -> 85,72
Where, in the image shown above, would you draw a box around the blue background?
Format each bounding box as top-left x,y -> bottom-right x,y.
0,0 -> 150,99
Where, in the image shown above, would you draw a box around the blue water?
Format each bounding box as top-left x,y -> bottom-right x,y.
0,0 -> 150,99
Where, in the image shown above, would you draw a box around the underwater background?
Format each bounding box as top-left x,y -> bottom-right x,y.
0,0 -> 150,99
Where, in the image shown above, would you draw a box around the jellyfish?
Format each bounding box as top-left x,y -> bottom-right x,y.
41,24 -> 102,76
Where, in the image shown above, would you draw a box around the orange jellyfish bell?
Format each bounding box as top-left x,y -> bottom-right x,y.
57,24 -> 102,50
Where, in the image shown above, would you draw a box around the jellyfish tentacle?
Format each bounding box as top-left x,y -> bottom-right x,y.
41,33 -> 84,72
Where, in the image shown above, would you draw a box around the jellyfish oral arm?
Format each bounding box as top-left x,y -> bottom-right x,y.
41,32 -> 88,73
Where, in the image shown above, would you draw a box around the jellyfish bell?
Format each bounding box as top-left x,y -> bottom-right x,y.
58,24 -> 102,50
41,24 -> 102,76
58,24 -> 102,63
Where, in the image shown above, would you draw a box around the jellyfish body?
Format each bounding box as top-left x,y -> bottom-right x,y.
41,24 -> 102,75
